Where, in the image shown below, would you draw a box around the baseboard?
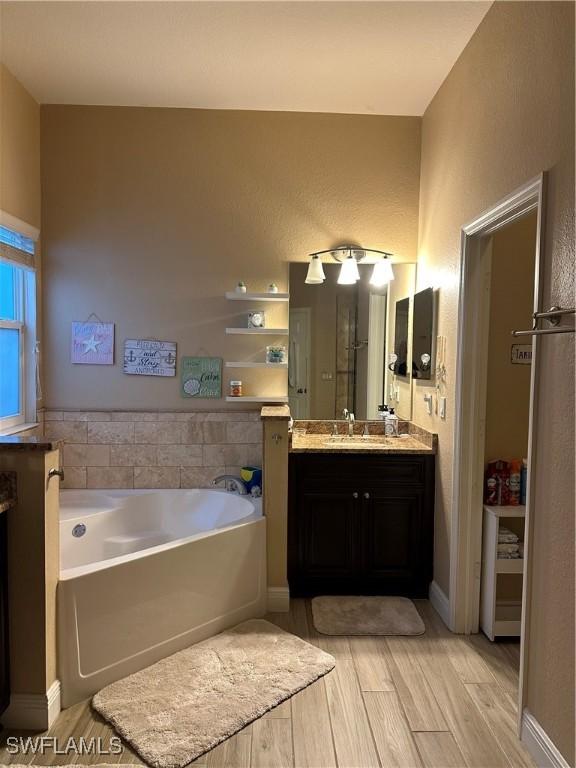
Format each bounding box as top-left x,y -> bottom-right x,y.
267,586 -> 290,613
429,580 -> 452,630
521,709 -> 571,768
1,679 -> 61,730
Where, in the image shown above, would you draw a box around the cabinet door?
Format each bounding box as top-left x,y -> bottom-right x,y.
0,512 -> 9,715
361,488 -> 425,594
298,491 -> 359,580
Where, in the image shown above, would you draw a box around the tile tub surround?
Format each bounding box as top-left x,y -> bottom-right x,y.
44,410 -> 263,489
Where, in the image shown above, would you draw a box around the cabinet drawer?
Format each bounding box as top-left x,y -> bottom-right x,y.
293,454 -> 427,486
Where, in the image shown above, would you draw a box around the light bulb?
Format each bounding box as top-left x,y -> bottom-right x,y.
305,255 -> 326,284
337,255 -> 360,284
370,258 -> 394,287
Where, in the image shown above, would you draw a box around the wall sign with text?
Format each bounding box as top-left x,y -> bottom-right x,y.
123,339 -> 177,376
181,357 -> 222,398
511,344 -> 532,365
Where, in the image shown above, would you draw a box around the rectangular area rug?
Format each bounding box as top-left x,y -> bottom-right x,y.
92,619 -> 335,768
312,595 -> 425,635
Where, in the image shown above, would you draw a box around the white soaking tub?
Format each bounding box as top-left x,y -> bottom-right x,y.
58,489 -> 266,707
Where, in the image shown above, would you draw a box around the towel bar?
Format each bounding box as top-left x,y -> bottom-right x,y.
512,305 -> 575,337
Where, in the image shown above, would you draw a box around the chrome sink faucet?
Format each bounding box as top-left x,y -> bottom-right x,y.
212,475 -> 248,495
342,408 -> 355,437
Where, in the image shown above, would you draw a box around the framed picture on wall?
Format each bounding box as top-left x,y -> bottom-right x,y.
71,322 -> 115,365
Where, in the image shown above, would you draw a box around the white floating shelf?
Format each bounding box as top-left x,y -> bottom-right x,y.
496,558 -> 524,574
225,362 -> 288,369
483,505 -> 526,518
225,292 -> 289,302
225,396 -> 289,403
226,328 -> 289,335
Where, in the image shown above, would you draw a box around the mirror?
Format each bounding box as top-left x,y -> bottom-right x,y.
288,262 -> 416,421
412,287 -> 435,380
392,297 -> 410,377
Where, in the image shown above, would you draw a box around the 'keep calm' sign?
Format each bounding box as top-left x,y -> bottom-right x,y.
123,339 -> 177,377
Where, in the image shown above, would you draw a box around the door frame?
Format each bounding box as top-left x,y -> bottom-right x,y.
449,173 -> 546,719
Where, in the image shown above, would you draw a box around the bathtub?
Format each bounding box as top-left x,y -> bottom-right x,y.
58,489 -> 266,707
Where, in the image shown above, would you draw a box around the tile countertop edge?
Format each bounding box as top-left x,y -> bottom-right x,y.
0,436 -> 63,452
289,440 -> 436,455
261,405 -> 291,420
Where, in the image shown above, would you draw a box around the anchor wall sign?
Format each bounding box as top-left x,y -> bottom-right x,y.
123,339 -> 177,377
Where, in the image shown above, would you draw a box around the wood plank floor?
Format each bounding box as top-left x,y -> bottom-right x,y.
0,599 -> 534,768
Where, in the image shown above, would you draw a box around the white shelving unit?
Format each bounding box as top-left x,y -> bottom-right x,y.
225,291 -> 289,302
225,327 -> 289,335
224,291 -> 289,403
480,504 -> 526,641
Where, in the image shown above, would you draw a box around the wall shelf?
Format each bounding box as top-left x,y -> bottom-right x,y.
225,362 -> 288,369
225,292 -> 289,302
226,328 -> 289,335
225,396 -> 289,403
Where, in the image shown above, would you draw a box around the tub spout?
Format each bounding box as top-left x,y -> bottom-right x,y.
212,475 -> 249,495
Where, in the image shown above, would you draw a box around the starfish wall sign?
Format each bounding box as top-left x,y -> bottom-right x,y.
71,322 -> 115,365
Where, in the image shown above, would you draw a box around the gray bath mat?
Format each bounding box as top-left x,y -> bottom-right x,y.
92,619 -> 335,768
312,595 -> 425,635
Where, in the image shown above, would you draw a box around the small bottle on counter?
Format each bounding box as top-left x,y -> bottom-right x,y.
229,380 -> 243,397
385,408 -> 399,436
378,404 -> 389,420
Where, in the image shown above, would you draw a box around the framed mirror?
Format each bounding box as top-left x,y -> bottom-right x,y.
288,261 -> 416,421
412,287 -> 435,380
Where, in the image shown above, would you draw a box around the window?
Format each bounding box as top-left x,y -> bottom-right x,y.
0,219 -> 38,433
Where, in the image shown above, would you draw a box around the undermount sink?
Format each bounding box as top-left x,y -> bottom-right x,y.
323,435 -> 397,448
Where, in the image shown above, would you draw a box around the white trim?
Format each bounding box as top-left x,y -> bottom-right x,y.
267,587 -> 290,612
1,679 -> 61,730
0,421 -> 40,437
0,209 -> 40,242
450,173 -> 545,635
429,580 -> 452,630
520,709 -> 571,768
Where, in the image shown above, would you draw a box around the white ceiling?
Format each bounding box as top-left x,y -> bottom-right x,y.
0,1 -> 491,115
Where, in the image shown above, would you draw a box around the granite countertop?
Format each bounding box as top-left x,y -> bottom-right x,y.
290,420 -> 437,455
0,435 -> 63,452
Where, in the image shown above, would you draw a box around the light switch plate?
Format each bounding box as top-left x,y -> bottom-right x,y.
440,396 -> 447,419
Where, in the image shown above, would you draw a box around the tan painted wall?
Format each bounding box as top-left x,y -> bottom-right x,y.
0,64 -> 40,228
0,448 -> 59,696
41,106 -> 421,410
385,262 -> 416,420
416,2 -> 574,761
0,65 -> 44,410
485,213 -> 536,462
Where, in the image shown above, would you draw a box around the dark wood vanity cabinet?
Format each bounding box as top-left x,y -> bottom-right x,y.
288,453 -> 435,597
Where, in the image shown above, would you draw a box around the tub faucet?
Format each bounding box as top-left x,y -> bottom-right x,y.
342,408 -> 355,437
212,475 -> 248,495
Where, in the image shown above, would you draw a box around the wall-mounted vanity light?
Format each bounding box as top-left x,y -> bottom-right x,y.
304,246 -> 395,287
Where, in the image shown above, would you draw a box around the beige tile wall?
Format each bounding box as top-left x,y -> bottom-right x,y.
44,410 -> 262,490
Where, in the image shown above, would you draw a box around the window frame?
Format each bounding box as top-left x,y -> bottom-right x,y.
0,212 -> 39,435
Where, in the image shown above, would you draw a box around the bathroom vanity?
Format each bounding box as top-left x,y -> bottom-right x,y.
288,422 -> 436,598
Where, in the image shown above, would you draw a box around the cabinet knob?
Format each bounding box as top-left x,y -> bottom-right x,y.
352,492 -> 359,499
364,492 -> 370,499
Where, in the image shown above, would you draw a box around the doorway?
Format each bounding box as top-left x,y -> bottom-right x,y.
288,307 -> 311,419
450,173 -> 546,727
